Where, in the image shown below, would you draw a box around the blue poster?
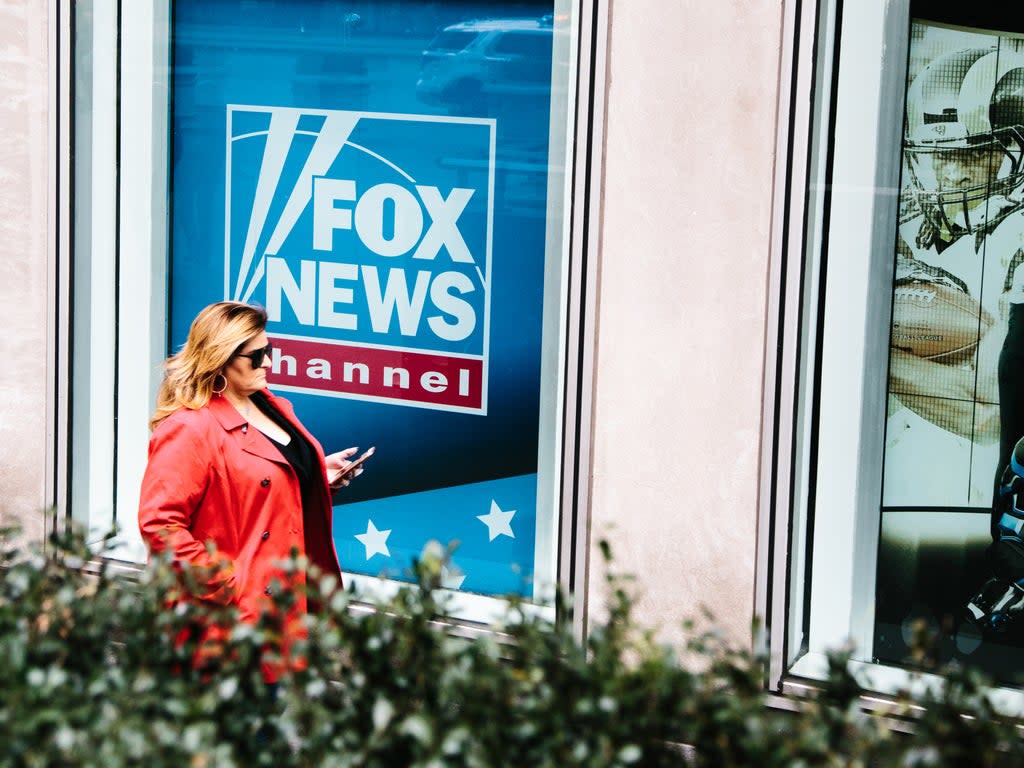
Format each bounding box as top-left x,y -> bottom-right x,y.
171,0 -> 556,595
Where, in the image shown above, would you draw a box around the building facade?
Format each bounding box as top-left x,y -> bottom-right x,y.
9,0 -> 1018,705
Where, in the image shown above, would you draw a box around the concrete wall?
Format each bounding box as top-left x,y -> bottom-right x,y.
589,0 -> 782,645
0,0 -> 51,543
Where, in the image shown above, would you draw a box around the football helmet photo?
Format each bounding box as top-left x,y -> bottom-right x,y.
904,47 -> 1024,238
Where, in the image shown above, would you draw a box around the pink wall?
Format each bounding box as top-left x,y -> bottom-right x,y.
589,0 -> 782,645
0,0 -> 50,543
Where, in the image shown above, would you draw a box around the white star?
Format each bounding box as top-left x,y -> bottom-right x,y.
441,565 -> 466,590
355,519 -> 391,559
477,500 -> 516,541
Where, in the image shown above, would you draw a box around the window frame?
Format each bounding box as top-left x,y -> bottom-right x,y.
53,0 -> 609,630
760,0 -> 1024,712
62,0 -> 170,563
759,0 -> 915,694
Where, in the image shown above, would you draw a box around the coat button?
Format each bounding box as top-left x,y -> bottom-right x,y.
264,586 -> 272,596
261,530 -> 270,541
261,477 -> 270,487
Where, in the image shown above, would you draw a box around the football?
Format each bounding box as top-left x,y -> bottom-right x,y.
890,282 -> 994,361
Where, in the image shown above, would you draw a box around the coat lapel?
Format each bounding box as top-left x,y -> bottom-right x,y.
207,393 -> 289,465
240,424 -> 292,465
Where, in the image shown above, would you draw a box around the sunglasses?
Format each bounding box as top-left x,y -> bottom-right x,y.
233,343 -> 273,369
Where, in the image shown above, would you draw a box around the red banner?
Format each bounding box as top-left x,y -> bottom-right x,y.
267,335 -> 484,411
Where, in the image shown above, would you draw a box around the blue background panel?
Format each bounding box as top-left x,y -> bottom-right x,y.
172,0 -> 554,595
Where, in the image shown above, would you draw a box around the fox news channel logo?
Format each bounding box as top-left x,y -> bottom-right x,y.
225,105 -> 495,414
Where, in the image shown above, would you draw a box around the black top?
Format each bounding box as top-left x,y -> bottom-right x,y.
250,391 -> 330,562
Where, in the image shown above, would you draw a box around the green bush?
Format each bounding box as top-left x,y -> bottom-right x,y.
1,528 -> 1023,767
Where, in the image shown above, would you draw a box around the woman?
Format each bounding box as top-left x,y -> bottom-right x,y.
138,301 -> 359,680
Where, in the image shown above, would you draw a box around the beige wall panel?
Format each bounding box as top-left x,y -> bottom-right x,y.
590,0 -> 782,646
0,0 -> 50,542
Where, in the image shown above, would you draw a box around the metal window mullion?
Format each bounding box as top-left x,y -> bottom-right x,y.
113,0 -> 169,560
804,1 -> 909,658
70,0 -> 119,540
759,0 -> 820,690
534,0 -> 581,606
49,0 -> 73,536
559,0 -> 609,642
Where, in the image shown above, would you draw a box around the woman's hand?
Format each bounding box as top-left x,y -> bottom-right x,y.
326,447 -> 362,489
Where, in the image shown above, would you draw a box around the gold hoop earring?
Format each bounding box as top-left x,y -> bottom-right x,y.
212,373 -> 227,395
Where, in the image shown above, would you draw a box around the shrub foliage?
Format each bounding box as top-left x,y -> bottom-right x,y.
1,528 -> 1023,767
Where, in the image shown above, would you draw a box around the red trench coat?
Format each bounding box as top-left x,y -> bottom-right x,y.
138,389 -> 343,679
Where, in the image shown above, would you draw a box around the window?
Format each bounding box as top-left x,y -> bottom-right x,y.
492,31 -> 551,58
426,30 -> 477,53
764,0 -> 1024,700
67,0 -> 599,620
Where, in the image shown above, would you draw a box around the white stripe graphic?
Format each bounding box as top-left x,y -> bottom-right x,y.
233,108 -> 301,300
263,112 -> 360,257
241,258 -> 266,304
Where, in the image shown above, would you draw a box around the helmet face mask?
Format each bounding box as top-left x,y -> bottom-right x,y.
904,130 -> 1024,234
903,47 -> 1024,236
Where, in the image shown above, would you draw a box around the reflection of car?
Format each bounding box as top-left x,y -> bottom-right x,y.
416,17 -> 559,114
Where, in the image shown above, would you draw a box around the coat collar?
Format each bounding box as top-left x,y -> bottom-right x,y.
206,389 -> 286,465
207,392 -> 248,432
206,387 -> 291,430
205,388 -> 322,469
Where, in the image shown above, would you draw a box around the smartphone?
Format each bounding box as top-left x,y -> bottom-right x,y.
329,446 -> 375,485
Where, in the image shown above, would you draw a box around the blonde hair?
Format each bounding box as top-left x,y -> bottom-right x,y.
150,301 -> 268,430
